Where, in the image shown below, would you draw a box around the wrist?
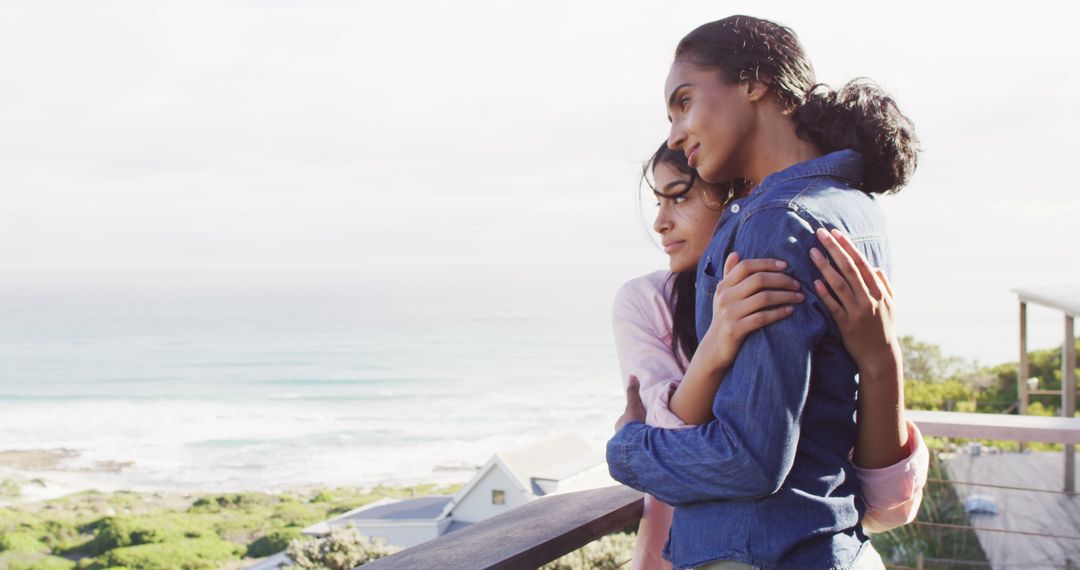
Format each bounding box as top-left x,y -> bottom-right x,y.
697,331 -> 734,373
857,345 -> 903,384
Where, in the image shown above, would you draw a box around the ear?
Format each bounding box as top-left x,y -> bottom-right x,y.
744,79 -> 769,103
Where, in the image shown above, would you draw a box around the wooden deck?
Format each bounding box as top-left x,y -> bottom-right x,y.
943,451 -> 1080,570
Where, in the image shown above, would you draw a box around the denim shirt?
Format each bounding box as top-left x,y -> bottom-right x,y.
607,150 -> 890,570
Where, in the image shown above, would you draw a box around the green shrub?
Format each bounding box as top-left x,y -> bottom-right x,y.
540,532 -> 635,570
310,490 -> 335,504
247,527 -> 303,558
80,514 -> 217,555
0,551 -> 77,570
209,511 -> 270,541
285,525 -> 399,569
0,509 -> 44,534
39,519 -> 88,553
271,503 -> 325,528
189,492 -> 277,513
0,531 -> 49,553
89,537 -> 242,570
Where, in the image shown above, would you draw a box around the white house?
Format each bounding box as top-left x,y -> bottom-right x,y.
300,433 -> 614,550
449,433 -> 609,523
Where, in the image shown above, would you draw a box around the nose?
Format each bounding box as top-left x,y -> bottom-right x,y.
667,121 -> 687,151
653,200 -> 673,235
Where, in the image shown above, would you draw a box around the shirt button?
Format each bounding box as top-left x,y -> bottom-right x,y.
731,204 -> 740,213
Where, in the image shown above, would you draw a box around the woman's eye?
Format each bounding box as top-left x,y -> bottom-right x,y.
680,96 -> 690,111
673,195 -> 688,205
654,200 -> 661,207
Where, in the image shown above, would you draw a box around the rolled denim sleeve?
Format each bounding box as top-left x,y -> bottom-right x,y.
606,207 -> 830,506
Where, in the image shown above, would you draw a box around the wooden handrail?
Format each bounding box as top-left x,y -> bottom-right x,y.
908,410 -> 1080,444
361,484 -> 644,570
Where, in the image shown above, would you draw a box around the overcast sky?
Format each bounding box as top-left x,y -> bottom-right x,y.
1,1 -> 1077,363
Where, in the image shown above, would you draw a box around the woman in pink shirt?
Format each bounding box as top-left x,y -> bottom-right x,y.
614,142 -> 928,570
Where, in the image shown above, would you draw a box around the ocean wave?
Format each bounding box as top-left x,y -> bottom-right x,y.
255,377 -> 436,386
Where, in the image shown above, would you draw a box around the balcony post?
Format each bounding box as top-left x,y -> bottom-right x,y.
1020,301 -> 1029,415
1065,315 -> 1076,493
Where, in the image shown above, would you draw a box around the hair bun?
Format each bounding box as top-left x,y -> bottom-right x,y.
793,79 -> 919,194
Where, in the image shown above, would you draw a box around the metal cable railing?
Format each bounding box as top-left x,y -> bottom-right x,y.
911,520 -> 1080,542
870,414 -> 1080,570
926,476 -> 1069,495
888,563 -> 1071,570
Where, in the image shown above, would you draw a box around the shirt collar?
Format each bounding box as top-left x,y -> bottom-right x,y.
750,149 -> 865,196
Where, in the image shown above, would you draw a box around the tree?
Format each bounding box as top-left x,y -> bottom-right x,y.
899,336 -> 965,383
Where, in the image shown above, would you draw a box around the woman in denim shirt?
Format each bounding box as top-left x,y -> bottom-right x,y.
615,143 -> 927,570
608,15 -> 919,570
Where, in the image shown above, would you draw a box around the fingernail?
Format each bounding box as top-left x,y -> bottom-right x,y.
774,260 -> 786,269
809,248 -> 822,262
785,306 -> 794,313
816,228 -> 828,237
792,279 -> 801,289
795,293 -> 805,301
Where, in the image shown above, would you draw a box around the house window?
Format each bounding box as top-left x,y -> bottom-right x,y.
492,489 -> 506,505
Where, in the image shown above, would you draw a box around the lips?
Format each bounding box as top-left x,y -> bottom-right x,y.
686,144 -> 700,168
663,240 -> 686,253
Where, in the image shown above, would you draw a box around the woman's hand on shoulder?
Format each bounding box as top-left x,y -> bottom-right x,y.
700,252 -> 804,371
809,228 -> 901,377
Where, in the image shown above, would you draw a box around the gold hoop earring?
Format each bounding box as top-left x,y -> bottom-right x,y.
721,185 -> 735,209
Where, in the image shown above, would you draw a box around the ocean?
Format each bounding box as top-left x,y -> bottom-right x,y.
0,280 -> 624,495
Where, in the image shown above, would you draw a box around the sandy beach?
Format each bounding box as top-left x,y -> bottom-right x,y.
0,448 -> 173,505
0,443 -> 479,508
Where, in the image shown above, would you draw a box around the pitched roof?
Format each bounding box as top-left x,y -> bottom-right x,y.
497,433 -> 601,491
444,434 -> 604,516
304,496 -> 453,535
334,496 -> 453,522
1014,287 -> 1080,317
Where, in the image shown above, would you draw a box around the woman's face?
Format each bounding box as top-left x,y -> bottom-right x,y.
664,61 -> 756,184
652,163 -> 726,273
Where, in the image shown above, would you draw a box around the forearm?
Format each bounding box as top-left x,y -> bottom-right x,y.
668,335 -> 729,425
607,420 -> 782,505
854,349 -> 909,469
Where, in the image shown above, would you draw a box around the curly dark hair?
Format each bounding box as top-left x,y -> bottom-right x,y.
675,15 -> 919,194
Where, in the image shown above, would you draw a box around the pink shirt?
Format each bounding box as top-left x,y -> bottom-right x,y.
613,271 -> 928,570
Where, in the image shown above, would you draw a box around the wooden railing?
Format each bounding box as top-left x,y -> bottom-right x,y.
360,484 -> 642,569
359,411 -> 1080,569
907,409 -> 1080,445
